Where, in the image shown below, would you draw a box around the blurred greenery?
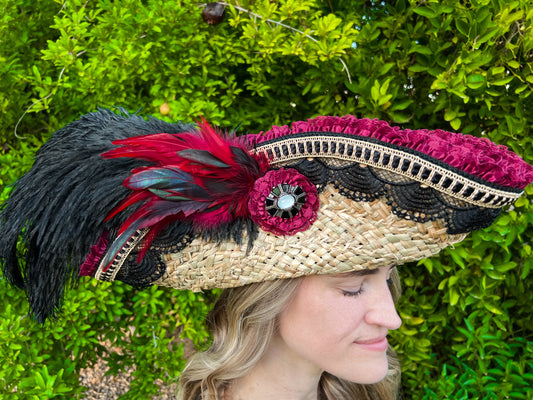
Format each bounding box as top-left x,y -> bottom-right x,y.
0,0 -> 532,398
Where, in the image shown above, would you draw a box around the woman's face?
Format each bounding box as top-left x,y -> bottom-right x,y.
275,266 -> 402,384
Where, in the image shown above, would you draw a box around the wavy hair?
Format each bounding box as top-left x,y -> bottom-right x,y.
178,270 -> 402,400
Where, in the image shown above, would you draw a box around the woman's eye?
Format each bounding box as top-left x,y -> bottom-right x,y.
342,288 -> 363,297
386,277 -> 393,286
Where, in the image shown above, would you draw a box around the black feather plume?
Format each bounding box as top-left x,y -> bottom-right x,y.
0,108 -> 196,323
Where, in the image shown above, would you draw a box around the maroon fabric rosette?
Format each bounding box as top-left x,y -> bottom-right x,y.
248,168 -> 319,236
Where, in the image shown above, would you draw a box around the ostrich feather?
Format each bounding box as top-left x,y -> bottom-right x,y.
0,108 -> 198,322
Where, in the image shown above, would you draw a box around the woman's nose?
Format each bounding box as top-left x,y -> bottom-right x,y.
364,284 -> 402,330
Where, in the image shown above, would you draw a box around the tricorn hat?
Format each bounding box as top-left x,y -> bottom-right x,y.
1,108 -> 532,322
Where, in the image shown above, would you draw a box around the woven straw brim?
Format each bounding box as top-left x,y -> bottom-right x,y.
154,185 -> 466,291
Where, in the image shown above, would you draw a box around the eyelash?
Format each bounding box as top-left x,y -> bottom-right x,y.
342,289 -> 363,297
342,276 -> 394,297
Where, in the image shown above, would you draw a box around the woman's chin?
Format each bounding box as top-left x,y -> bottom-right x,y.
330,355 -> 390,385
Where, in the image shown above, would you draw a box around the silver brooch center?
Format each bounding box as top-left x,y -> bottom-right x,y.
265,184 -> 306,218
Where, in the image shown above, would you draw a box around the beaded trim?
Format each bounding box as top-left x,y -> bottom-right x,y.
94,228 -> 149,282
254,132 -> 523,208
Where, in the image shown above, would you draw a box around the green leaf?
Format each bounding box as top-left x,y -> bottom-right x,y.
408,64 -> 428,73
450,118 -> 462,130
515,84 -> 528,94
466,74 -> 485,89
414,7 -> 437,19
35,371 -> 45,388
495,262 -> 517,273
371,81 -> 381,102
32,65 -> 41,82
409,44 -> 433,55
455,19 -> 470,37
449,288 -> 460,306
444,108 -> 457,121
482,302 -> 504,315
390,99 -> 413,111
388,112 -> 412,123
492,76 -> 514,86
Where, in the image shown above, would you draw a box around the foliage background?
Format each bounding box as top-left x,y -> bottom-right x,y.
1,0 -> 532,398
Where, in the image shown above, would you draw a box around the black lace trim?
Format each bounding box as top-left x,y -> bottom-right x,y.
115,248 -> 168,288
287,158 -> 501,234
112,218 -> 259,287
114,223 -> 193,287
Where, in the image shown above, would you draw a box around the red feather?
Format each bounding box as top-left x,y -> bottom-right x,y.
105,191 -> 152,222
101,119 -> 269,262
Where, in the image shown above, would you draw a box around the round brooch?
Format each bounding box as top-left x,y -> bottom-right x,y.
265,184 -> 306,218
248,168 -> 319,236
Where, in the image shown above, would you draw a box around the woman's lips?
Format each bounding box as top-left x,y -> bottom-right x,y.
354,336 -> 389,351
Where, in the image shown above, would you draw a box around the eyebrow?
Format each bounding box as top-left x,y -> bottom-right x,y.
329,269 -> 378,278
329,266 -> 395,279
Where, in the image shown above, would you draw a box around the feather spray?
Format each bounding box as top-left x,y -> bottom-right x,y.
99,118 -> 270,271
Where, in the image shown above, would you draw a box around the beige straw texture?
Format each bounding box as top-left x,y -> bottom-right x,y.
155,185 -> 466,291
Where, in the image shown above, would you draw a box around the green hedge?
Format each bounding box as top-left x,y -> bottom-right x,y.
1,0 -> 532,398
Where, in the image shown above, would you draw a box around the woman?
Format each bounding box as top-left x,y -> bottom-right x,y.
179,269 -> 403,400
1,109 -> 532,399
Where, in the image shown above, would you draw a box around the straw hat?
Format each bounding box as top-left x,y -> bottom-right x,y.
1,109 -> 532,322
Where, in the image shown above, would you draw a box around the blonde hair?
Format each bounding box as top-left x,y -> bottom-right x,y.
178,270 -> 402,400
